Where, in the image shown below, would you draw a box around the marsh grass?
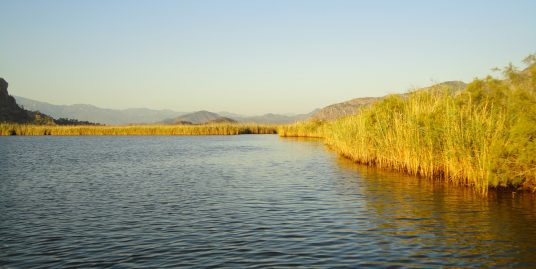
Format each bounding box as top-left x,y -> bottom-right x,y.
280,59 -> 536,192
277,119 -> 327,138
0,123 -> 277,136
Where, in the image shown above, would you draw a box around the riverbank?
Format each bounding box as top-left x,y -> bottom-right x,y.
0,123 -> 277,136
279,60 -> 536,193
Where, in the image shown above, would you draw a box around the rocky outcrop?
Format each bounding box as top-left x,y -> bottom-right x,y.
0,78 -> 55,124
0,78 -> 32,123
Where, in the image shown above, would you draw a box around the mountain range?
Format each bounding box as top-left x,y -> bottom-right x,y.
14,96 -> 187,125
11,80 -> 466,125
160,111 -> 232,124
14,96 -> 315,125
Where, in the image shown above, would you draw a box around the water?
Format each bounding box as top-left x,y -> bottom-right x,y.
1,135 -> 535,268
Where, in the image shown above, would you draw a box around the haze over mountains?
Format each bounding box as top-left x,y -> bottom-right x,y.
14,96 -> 186,125
160,111 -> 232,125
9,80 -> 467,125
14,96 -> 315,125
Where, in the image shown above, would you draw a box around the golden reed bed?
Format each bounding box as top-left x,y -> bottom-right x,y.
0,123 -> 277,136
279,60 -> 536,192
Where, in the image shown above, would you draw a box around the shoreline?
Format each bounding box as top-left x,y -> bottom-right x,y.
0,123 -> 278,136
280,132 -> 536,194
277,62 -> 536,193
3,121 -> 535,194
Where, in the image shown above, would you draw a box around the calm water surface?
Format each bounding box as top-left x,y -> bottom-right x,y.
1,135 -> 535,268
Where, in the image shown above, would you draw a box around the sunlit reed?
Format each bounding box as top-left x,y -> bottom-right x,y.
280,59 -> 536,192
0,123 -> 277,136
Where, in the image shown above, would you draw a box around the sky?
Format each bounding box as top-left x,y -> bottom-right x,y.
1,0 -> 535,115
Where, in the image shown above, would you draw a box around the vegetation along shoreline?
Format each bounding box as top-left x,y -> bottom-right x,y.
2,57 -> 535,194
0,123 -> 277,136
279,57 -> 536,193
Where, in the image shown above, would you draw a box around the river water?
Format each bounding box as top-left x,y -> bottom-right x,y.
1,135 -> 535,268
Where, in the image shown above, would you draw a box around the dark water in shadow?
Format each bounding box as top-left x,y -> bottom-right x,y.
1,135 -> 535,268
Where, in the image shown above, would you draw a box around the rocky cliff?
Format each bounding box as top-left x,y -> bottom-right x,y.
0,78 -> 55,124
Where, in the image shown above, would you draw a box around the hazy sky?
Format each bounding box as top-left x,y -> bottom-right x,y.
1,0 -> 535,115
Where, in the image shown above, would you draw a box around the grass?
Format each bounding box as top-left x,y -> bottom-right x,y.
0,123 -> 277,136
280,58 -> 536,192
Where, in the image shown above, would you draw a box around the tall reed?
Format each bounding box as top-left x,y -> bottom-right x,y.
0,123 -> 277,136
280,59 -> 536,192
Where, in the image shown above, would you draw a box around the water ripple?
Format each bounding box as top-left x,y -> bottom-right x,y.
1,135 -> 535,268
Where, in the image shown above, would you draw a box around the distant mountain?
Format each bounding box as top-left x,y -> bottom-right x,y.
14,96 -> 186,125
14,96 -> 312,125
205,117 -> 238,124
0,78 -> 55,125
11,81 -> 465,125
163,110 -> 315,125
311,97 -> 380,121
219,111 -> 317,124
161,111 -> 223,124
235,113 -> 313,124
414,81 -> 467,94
218,111 -> 245,119
311,81 -> 467,121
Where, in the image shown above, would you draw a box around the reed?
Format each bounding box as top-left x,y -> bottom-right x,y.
279,59 -> 536,192
0,123 -> 277,136
278,119 -> 327,138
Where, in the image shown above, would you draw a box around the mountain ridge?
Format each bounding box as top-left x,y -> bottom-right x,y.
11,80 -> 466,125
15,96 -> 187,125
16,96 -> 314,125
311,81 -> 467,121
160,111 -> 222,124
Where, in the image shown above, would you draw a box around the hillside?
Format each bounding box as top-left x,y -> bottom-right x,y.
0,78 -> 55,125
231,112 -> 314,124
311,81 -> 466,121
205,117 -> 238,124
15,96 -> 310,125
311,97 -> 380,121
161,111 -> 223,124
15,96 -> 186,125
162,110 -> 315,125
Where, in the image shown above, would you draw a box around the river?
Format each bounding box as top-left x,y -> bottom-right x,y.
1,135 -> 535,268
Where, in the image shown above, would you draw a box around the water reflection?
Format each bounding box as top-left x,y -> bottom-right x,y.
335,156 -> 536,266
